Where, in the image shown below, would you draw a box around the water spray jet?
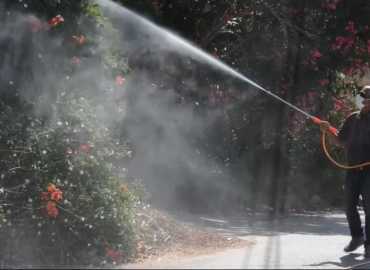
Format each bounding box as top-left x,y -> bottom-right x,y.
97,0 -> 370,170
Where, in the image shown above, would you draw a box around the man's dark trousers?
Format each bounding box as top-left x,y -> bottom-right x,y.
345,170 -> 370,244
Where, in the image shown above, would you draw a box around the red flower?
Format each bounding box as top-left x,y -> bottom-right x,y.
355,46 -> 367,54
310,49 -> 322,60
331,36 -> 355,52
334,98 -> 344,111
343,67 -> 354,76
331,37 -> 344,50
79,143 -> 91,153
47,183 -> 57,193
326,3 -> 336,11
115,75 -> 126,86
72,35 -> 86,46
106,248 -> 123,262
51,189 -> 63,202
48,15 -> 64,27
46,201 -> 59,218
345,21 -> 356,34
42,184 -> 63,218
322,0 -> 340,11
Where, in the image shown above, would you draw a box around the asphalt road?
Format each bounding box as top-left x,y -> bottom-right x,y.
123,211 -> 370,269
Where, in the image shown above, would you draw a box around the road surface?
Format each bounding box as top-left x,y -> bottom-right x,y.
123,211 -> 370,269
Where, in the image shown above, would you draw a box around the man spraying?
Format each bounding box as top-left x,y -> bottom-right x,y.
320,85 -> 370,258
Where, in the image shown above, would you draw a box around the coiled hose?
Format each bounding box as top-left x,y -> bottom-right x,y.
321,132 -> 370,170
312,116 -> 370,170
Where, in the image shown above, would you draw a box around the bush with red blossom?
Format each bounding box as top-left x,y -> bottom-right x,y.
0,2 -> 137,267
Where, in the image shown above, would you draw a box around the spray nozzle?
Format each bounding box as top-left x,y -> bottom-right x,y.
311,116 -> 338,136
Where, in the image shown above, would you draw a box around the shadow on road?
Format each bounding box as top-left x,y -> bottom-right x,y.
170,211 -> 349,237
172,211 -> 353,268
307,253 -> 370,269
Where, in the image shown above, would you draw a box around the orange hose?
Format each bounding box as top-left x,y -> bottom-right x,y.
321,132 -> 370,170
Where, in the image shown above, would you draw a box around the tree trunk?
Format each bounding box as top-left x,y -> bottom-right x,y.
269,0 -> 307,216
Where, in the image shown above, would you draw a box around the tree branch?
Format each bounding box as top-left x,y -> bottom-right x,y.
262,2 -> 318,40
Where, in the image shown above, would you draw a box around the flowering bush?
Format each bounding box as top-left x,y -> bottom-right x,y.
0,92 -> 137,266
0,2 -> 137,267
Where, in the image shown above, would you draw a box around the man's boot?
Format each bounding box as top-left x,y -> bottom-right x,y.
344,237 -> 364,252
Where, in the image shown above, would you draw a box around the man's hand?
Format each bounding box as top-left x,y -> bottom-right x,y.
318,120 -> 343,147
319,121 -> 332,133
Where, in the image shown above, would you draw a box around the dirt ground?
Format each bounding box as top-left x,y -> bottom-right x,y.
132,206 -> 254,263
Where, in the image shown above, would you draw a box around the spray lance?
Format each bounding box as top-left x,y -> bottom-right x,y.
241,79 -> 370,170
